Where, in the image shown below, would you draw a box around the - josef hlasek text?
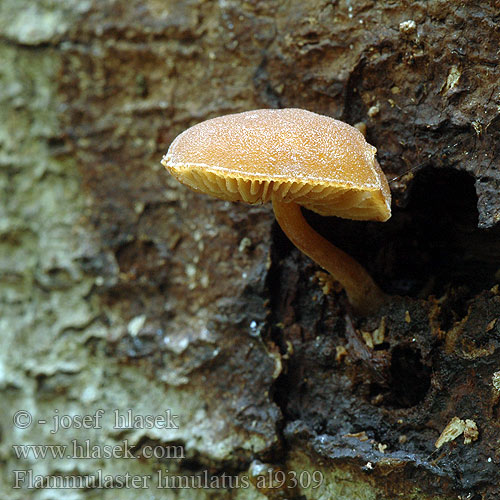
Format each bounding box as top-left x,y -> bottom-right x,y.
13,409 -> 180,433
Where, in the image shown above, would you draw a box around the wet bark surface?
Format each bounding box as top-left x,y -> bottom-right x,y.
1,0 -> 499,499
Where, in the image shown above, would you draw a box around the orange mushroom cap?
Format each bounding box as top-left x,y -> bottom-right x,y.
162,108 -> 391,222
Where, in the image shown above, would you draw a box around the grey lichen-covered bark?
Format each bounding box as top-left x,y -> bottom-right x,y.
1,1 -> 499,499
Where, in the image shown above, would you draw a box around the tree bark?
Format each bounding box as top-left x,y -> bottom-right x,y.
1,1 -> 499,499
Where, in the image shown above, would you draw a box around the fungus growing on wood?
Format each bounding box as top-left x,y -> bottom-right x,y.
162,108 -> 391,314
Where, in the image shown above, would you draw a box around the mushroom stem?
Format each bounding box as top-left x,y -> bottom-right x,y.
272,196 -> 387,315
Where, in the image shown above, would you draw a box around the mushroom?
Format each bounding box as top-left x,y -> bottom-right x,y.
161,108 -> 391,314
